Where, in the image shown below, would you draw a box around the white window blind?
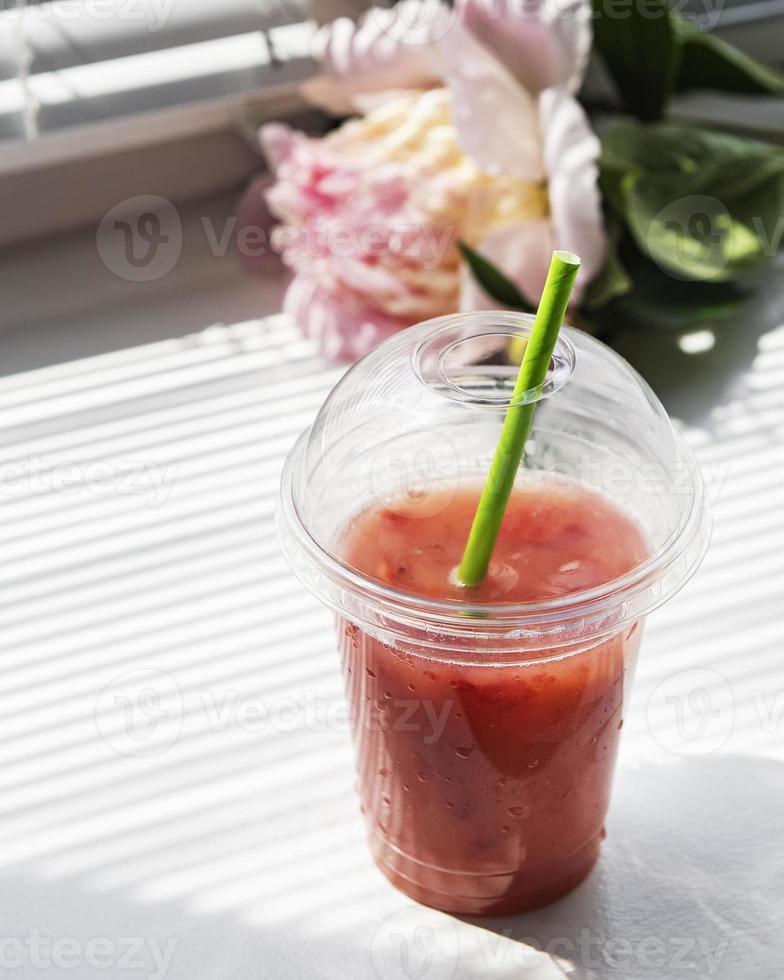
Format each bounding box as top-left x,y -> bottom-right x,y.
0,0 -> 317,145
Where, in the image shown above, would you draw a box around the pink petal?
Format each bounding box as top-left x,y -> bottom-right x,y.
234,174 -> 285,273
258,122 -> 297,172
459,221 -> 554,311
284,275 -> 412,362
440,21 -> 543,180
303,3 -> 451,113
456,0 -> 591,94
539,89 -> 606,296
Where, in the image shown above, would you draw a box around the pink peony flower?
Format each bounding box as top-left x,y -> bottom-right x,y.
264,0 -> 606,360
262,90 -> 548,360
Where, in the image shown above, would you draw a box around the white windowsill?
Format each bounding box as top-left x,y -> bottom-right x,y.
0,187 -> 782,980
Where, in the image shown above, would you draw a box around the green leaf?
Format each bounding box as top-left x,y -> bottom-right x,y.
583,221 -> 633,311
599,122 -> 784,282
591,0 -> 680,121
457,241 -> 533,311
593,3 -> 784,118
608,289 -> 744,330
588,241 -> 746,333
590,295 -> 742,333
673,18 -> 784,97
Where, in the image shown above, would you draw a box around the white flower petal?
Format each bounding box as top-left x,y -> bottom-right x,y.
456,0 -> 592,94
304,2 -> 451,113
539,88 -> 606,295
440,22 -> 544,180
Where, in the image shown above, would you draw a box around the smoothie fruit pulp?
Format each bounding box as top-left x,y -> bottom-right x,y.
336,478 -> 648,915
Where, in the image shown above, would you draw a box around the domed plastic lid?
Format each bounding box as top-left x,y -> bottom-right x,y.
279,312 -> 710,657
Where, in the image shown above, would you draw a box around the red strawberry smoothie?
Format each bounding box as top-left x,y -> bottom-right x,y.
336,478 -> 648,915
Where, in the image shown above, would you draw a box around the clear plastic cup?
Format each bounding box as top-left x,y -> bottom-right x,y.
278,312 -> 709,915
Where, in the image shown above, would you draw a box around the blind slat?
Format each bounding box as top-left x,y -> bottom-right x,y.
0,0 -> 309,82
0,22 -> 314,144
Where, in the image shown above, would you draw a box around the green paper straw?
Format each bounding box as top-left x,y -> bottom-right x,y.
457,250 -> 581,587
